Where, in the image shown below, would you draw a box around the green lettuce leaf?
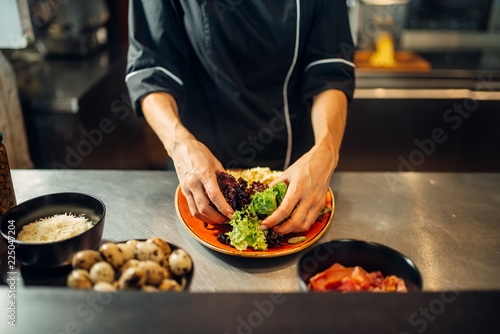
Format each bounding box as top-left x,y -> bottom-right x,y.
227,207 -> 268,251
252,181 -> 287,216
226,182 -> 288,251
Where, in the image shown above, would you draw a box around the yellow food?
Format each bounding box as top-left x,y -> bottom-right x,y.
227,167 -> 282,185
369,32 -> 396,68
17,213 -> 92,243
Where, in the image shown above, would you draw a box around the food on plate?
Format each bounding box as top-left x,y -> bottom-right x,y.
214,171 -> 257,211
227,167 -> 282,185
251,181 -> 287,216
224,181 -> 288,251
17,213 -> 92,243
287,236 -> 308,245
308,263 -> 407,292
66,237 -> 192,292
212,168 -> 330,252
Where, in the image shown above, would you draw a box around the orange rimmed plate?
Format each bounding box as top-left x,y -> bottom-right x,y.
175,186 -> 334,257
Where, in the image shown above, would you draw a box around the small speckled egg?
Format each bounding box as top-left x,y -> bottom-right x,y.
134,242 -> 164,263
142,285 -> 159,292
67,269 -> 93,289
93,282 -> 117,292
168,249 -> 192,276
99,243 -> 125,269
72,250 -> 102,271
139,260 -> 167,286
89,261 -> 115,284
117,243 -> 135,261
118,267 -> 146,289
126,239 -> 140,248
158,279 -> 182,292
146,237 -> 172,256
119,259 -> 141,274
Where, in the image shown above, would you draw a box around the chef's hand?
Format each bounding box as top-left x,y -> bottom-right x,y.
259,89 -> 347,234
141,92 -> 233,224
171,136 -> 234,224
260,142 -> 335,234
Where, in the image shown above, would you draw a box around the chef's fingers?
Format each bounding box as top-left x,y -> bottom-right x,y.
202,175 -> 234,220
274,199 -> 323,234
181,186 -> 222,224
267,174 -> 288,188
260,189 -> 298,229
187,185 -> 229,224
272,203 -> 308,234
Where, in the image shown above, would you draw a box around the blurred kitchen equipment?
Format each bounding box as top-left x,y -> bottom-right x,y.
0,52 -> 33,169
32,0 -> 110,56
0,0 -> 34,49
0,132 -> 17,217
402,0 -> 500,50
354,0 -> 431,71
357,0 -> 410,51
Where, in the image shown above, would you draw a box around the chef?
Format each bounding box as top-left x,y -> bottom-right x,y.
126,0 -> 355,233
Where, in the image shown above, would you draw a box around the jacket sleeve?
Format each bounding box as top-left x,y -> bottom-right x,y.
125,0 -> 189,116
300,0 -> 356,107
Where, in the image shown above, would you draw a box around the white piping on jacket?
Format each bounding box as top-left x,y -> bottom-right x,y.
125,66 -> 184,86
304,58 -> 356,72
282,0 -> 301,170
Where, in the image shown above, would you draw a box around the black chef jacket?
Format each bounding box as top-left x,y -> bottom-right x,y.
126,0 -> 355,170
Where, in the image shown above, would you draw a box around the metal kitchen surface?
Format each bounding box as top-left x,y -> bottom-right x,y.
4,170 -> 500,292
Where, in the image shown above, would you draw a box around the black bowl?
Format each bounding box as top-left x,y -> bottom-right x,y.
298,239 -> 422,292
0,192 -> 105,268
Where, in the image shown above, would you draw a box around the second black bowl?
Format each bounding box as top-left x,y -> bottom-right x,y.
298,239 -> 422,292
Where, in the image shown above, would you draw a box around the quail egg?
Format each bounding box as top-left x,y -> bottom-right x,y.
147,237 -> 172,256
135,242 -> 164,263
168,249 -> 193,276
99,243 -> 125,269
89,261 -> 115,284
72,250 -> 102,271
158,279 -> 182,292
119,259 -> 141,274
67,269 -> 93,289
126,239 -> 140,248
139,260 -> 168,286
142,285 -> 159,292
118,267 -> 146,289
94,282 -> 117,292
117,243 -> 135,261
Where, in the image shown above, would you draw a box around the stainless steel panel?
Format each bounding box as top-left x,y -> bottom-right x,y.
8,170 -> 500,292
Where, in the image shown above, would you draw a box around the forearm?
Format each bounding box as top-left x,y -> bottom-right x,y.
141,91 -> 233,222
310,89 -> 348,171
141,92 -> 195,158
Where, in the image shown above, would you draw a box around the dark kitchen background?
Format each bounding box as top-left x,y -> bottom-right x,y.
1,0 -> 499,172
